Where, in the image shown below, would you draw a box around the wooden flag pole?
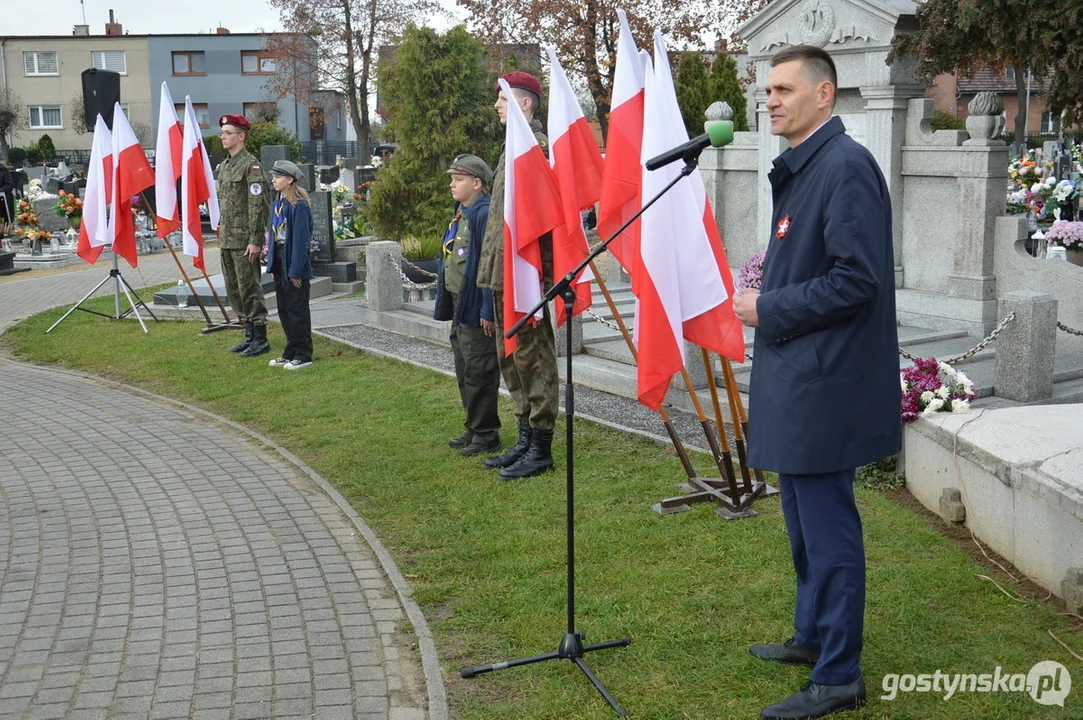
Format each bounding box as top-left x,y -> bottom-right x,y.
700,347 -> 741,502
721,355 -> 773,494
140,191 -> 213,328
588,261 -> 697,481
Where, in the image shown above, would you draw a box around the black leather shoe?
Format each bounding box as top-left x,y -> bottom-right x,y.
485,418 -> 531,469
749,638 -> 821,667
448,432 -> 473,449
461,439 -> 503,457
761,678 -> 866,719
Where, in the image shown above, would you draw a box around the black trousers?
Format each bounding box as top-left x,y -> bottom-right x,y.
272,254 -> 313,362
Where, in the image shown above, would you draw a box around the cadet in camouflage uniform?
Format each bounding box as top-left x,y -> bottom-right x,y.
432,155 -> 502,458
216,114 -> 271,357
476,72 -> 559,480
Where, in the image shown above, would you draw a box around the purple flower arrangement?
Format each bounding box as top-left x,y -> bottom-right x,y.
258,239 -> 321,264
738,250 -> 766,291
1046,220 -> 1083,250
900,357 -> 976,423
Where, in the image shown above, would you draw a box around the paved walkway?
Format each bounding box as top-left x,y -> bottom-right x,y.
0,251 -> 442,719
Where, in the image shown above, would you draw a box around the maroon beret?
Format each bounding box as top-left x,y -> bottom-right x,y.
496,71 -> 542,98
219,113 -> 251,131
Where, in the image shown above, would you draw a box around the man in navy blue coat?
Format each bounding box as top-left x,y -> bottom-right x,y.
733,45 -> 901,719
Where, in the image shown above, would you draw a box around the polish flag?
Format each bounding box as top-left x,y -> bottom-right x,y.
180,96 -> 220,271
108,103 -> 154,268
546,47 -> 601,325
498,77 -> 565,355
634,32 -> 744,409
154,83 -> 184,238
76,115 -> 113,265
597,9 -> 645,278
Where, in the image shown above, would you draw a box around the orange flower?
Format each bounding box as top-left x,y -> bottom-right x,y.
59,189 -> 67,196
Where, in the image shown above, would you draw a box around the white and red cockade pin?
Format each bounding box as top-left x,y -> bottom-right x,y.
776,215 -> 791,239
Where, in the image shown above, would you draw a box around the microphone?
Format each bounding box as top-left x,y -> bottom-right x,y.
645,120 -> 734,171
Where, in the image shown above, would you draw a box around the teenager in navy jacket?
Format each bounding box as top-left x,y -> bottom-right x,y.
265,161 -> 315,370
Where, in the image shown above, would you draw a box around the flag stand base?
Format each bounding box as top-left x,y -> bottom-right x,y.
200,321 -> 245,335
46,255 -> 158,334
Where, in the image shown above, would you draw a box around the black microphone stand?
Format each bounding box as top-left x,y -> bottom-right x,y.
459,148 -> 705,717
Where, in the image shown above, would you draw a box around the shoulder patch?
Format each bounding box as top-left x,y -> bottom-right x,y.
251,164 -> 260,171
249,183 -> 262,196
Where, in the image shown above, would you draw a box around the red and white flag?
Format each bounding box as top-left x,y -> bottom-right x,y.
180,96 -> 219,271
108,102 -> 154,268
498,77 -> 565,355
76,115 -> 113,265
154,82 -> 184,238
546,47 -> 601,325
634,32 -> 744,409
597,9 -> 645,277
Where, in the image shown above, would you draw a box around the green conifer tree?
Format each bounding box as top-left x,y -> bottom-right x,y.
367,24 -> 502,253
675,53 -> 711,138
708,53 -> 749,132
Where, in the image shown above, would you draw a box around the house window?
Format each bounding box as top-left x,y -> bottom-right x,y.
172,51 -> 206,76
24,51 -> 58,76
1005,66 -> 1016,80
241,51 -> 276,74
1041,111 -> 1060,134
120,104 -> 130,120
29,105 -> 63,129
243,102 -> 277,123
92,50 -> 127,74
176,103 -> 210,128
309,106 -> 325,140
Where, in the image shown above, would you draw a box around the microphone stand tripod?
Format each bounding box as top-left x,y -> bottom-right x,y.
459,150 -> 704,717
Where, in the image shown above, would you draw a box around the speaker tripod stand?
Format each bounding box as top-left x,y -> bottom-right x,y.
46,252 -> 158,334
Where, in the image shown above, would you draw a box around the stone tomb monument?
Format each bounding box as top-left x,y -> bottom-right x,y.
309,190 -> 357,283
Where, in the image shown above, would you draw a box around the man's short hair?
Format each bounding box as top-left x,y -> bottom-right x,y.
512,88 -> 540,116
770,45 -> 838,96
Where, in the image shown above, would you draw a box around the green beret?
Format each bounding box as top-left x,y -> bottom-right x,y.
446,154 -> 493,187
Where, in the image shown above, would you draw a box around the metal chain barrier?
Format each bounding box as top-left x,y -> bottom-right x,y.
585,306 -> 623,331
389,252 -> 438,290
899,311 -> 1016,365
1058,321 -> 1083,337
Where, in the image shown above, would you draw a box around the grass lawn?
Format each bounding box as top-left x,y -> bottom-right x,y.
4,298 -> 1081,719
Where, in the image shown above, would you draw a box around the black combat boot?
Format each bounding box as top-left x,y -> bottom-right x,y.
484,418 -> 531,469
499,428 -> 555,480
228,321 -> 253,353
241,324 -> 271,357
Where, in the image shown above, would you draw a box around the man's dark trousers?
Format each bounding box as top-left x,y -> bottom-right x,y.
272,258 -> 312,363
778,469 -> 865,685
450,295 -> 500,444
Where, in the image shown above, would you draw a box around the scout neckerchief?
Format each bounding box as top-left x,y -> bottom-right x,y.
443,204 -> 462,259
273,198 -> 287,239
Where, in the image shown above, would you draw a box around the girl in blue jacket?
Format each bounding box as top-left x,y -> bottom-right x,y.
265,161 -> 315,370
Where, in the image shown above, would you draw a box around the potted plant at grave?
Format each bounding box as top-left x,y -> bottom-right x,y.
53,189 -> 83,230
1046,220 -> 1083,266
398,235 -> 442,284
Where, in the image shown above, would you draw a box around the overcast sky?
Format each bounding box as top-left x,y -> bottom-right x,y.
13,0 -> 463,36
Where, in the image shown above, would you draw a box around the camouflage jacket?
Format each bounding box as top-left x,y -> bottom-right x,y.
216,148 -> 268,250
477,118 -> 554,292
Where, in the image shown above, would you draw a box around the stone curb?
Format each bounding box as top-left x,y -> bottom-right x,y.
0,354 -> 449,720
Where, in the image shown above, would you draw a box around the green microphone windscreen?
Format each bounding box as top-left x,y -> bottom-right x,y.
707,120 -> 735,148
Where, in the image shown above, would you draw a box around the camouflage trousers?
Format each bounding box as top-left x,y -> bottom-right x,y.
449,307 -> 501,444
221,248 -> 268,325
492,291 -> 559,430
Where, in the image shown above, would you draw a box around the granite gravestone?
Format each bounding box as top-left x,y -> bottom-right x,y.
297,163 -> 316,192
310,191 -> 334,263
309,190 -> 357,283
260,145 -> 290,183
